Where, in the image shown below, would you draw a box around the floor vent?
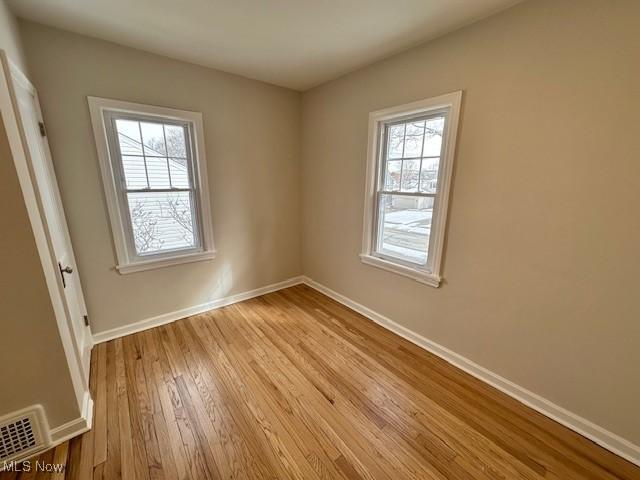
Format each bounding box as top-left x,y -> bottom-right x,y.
0,406 -> 48,465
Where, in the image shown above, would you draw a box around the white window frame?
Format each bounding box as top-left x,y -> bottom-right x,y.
360,91 -> 462,288
88,97 -> 215,274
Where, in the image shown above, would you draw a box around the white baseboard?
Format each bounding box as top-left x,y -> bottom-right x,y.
301,276 -> 640,467
92,276 -> 304,344
49,390 -> 93,445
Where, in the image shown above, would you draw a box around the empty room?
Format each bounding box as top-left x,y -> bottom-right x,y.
1,0 -> 638,478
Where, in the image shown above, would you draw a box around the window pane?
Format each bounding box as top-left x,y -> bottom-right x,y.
165,125 -> 187,158
146,156 -> 171,189
387,124 -> 404,159
419,157 -> 440,194
140,122 -> 166,156
377,194 -> 433,265
116,119 -> 143,155
403,121 -> 424,158
400,159 -> 420,192
121,156 -> 148,189
169,158 -> 190,188
384,159 -> 401,191
127,191 -> 196,255
423,116 -> 445,157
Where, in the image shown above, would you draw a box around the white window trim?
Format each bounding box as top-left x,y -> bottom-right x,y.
360,91 -> 462,288
88,96 -> 215,274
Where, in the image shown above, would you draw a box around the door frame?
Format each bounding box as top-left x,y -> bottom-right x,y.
0,50 -> 93,440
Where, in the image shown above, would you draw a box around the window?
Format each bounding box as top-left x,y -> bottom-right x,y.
88,97 -> 215,274
361,91 -> 462,287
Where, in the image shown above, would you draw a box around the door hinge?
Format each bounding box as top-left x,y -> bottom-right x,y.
83,315 -> 90,327
38,121 -> 46,137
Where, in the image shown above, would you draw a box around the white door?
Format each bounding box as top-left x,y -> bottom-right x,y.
8,63 -> 92,383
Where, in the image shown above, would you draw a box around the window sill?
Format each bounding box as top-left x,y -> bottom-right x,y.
116,250 -> 216,275
359,254 -> 441,288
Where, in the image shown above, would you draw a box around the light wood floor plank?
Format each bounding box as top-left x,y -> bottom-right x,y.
121,336 -> 153,480
104,340 -> 122,480
93,342 -> 107,467
115,338 -> 135,480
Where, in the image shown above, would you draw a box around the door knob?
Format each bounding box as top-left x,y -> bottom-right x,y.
58,262 -> 73,288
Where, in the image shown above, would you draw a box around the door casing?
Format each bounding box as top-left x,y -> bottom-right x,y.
0,50 -> 93,438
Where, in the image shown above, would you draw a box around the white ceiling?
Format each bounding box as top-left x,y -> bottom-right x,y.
9,0 -> 522,91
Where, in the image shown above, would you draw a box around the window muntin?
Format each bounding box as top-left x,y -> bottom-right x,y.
375,112 -> 446,267
106,114 -> 202,258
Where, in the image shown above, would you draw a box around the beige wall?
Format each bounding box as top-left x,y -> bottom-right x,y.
301,0 -> 640,445
20,21 -> 302,334
0,2 -> 78,427
0,0 -> 27,72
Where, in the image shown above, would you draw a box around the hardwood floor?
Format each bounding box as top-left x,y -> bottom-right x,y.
3,284 -> 638,479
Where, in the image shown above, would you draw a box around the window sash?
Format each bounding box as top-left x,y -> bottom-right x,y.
110,112 -> 195,190
380,111 -> 447,194
104,111 -> 205,261
372,191 -> 438,269
126,190 -> 199,256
